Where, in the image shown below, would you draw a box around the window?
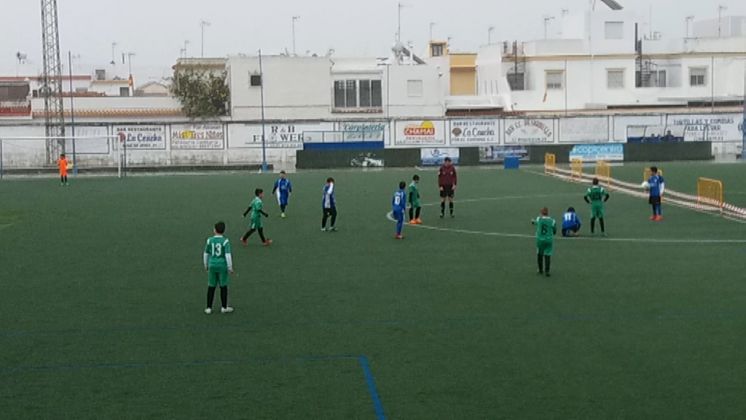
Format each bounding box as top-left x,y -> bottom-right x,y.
250,74 -> 262,87
431,43 -> 445,57
407,80 -> 424,97
690,67 -> 707,87
95,69 -> 106,81
604,21 -> 624,39
507,73 -> 525,91
334,79 -> 382,109
656,70 -> 667,87
545,70 -> 564,90
607,69 -> 625,89
119,87 -> 130,97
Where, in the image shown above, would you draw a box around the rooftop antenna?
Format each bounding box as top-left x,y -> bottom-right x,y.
685,15 -> 694,38
110,42 -> 117,65
543,16 -> 555,39
396,2 -> 409,43
488,26 -> 495,44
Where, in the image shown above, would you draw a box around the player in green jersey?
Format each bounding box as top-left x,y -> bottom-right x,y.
532,207 -> 557,277
241,189 -> 272,246
408,175 -> 422,225
203,221 -> 234,314
584,178 -> 610,236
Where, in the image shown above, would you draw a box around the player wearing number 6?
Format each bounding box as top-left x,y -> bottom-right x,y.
532,207 -> 557,277
392,181 -> 407,239
203,222 -> 234,314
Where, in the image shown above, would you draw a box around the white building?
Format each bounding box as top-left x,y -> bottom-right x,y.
227,53 -> 445,121
494,9 -> 746,112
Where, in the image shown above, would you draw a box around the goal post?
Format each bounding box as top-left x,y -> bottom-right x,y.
697,177 -> 724,209
595,161 -> 611,185
544,153 -> 556,173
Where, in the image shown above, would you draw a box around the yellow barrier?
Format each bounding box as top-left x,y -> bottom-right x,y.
697,177 -> 724,209
544,153 -> 556,174
595,161 -> 611,185
571,158 -> 583,179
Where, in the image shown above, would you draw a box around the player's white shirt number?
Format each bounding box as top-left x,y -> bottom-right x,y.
211,243 -> 223,257
394,195 -> 402,206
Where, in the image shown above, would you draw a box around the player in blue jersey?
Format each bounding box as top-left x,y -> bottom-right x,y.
561,207 -> 582,237
321,177 -> 338,232
392,181 -> 407,239
272,171 -> 293,218
647,166 -> 665,221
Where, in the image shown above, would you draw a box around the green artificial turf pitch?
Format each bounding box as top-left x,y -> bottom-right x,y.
1,162 -> 746,419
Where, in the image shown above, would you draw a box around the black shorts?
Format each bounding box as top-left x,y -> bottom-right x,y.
649,196 -> 661,205
440,185 -> 455,198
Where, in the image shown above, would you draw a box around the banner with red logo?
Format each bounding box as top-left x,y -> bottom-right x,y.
394,120 -> 446,146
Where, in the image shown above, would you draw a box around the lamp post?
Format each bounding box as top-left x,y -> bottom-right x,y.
292,16 -> 300,56
200,20 -> 211,57
258,50 -> 268,172
68,51 -> 77,175
543,16 -> 555,40
718,5 -> 727,38
685,16 -> 694,38
126,52 -> 135,96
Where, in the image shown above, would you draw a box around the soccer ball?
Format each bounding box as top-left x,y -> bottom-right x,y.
641,181 -> 650,190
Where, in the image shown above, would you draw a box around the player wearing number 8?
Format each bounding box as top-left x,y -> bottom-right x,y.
392,181 -> 407,239
532,207 -> 557,277
203,222 -> 234,314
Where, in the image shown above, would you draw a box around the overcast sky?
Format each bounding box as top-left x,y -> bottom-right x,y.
2,0 -> 745,79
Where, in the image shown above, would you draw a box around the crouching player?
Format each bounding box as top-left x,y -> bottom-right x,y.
561,207 -> 582,237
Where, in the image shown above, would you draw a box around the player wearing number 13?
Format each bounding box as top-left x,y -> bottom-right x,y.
392,182 -> 407,239
532,207 -> 557,277
203,222 -> 234,314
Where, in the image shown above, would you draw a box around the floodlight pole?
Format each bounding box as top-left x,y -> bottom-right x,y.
68,51 -> 77,176
259,49 -> 268,172
742,61 -> 746,160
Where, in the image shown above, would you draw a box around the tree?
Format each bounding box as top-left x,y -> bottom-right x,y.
170,69 -> 230,119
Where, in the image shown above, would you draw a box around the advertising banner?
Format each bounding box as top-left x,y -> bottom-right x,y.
449,119 -> 499,145
420,148 -> 460,166
559,116 -> 610,143
171,123 -> 224,150
395,120 -> 446,145
666,113 -> 743,142
228,123 -> 333,149
335,122 -> 388,143
569,143 -> 624,162
504,118 -> 555,144
114,125 -> 166,150
479,145 -> 529,163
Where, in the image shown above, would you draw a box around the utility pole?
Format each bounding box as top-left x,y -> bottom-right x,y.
292,16 -> 300,56
718,5 -> 727,38
200,20 -> 211,57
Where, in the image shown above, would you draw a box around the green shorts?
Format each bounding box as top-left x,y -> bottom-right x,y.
536,240 -> 554,257
207,267 -> 230,287
591,204 -> 605,219
250,218 -> 263,230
